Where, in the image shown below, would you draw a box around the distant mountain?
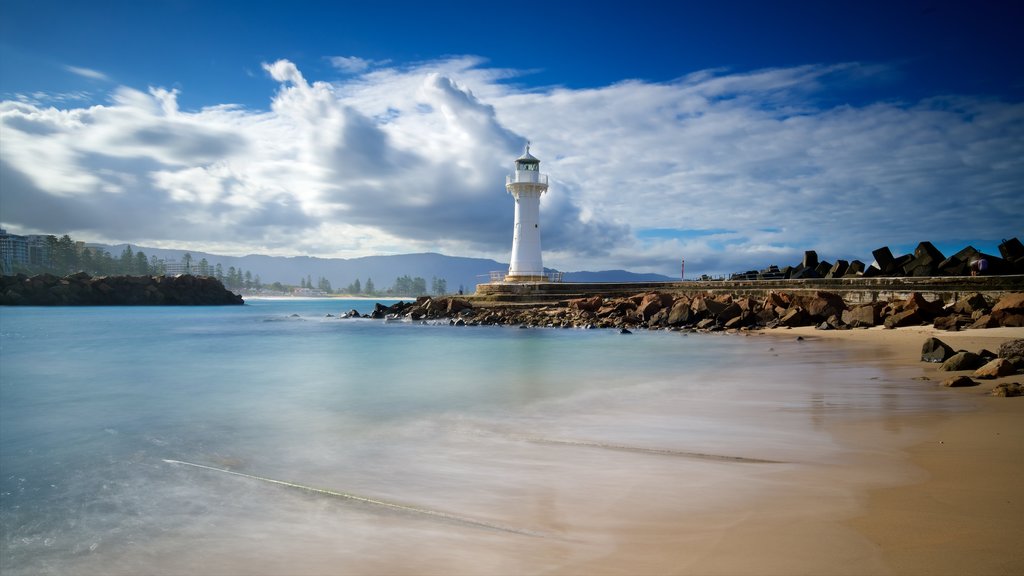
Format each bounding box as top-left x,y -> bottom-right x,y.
89,243 -> 673,291
562,270 -> 675,283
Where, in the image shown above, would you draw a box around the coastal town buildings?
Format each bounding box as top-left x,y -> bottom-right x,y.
504,145 -> 549,282
0,229 -> 52,272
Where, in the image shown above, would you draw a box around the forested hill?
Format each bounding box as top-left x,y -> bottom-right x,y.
89,244 -> 673,291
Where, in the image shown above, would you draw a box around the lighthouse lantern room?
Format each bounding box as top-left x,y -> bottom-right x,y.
505,144 -> 549,281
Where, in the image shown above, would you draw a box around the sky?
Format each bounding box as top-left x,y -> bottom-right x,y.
1,0 -> 1022,277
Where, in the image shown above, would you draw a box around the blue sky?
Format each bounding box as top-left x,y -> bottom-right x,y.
1,0 -> 1022,276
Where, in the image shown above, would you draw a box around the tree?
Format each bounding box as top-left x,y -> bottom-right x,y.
135,251 -> 149,275
244,270 -> 253,289
58,235 -> 77,273
182,252 -> 193,274
227,266 -> 238,289
300,277 -> 307,289
364,278 -> 374,294
120,245 -> 134,275
198,258 -> 210,276
215,263 -> 224,282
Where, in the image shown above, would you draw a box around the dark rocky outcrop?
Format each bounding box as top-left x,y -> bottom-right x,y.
355,289 -> 1023,335
973,358 -> 1016,379
939,351 -> 986,372
942,375 -> 978,388
0,273 -> 243,306
921,337 -> 955,363
998,339 -> 1024,368
991,382 -> 1023,397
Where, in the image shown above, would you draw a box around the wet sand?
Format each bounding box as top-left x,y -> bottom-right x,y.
767,326 -> 1024,576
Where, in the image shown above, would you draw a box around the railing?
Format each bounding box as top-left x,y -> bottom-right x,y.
506,173 -> 549,186
487,270 -> 564,283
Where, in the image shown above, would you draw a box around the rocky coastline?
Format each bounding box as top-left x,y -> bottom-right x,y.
359,290 -> 1024,332
0,272 -> 244,305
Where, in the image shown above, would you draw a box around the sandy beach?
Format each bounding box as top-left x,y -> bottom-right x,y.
765,326 -> 1024,576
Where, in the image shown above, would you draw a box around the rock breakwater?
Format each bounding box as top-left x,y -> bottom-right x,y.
0,273 -> 244,305
358,290 -> 1024,332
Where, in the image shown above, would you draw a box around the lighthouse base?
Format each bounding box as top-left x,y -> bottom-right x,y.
503,274 -> 549,283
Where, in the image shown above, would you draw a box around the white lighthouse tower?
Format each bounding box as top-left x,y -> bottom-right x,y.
505,144 -> 549,281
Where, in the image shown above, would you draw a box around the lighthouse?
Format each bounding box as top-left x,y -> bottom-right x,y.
505,144 -> 549,281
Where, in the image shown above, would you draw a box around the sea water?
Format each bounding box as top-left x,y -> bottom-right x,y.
0,299 -> 963,574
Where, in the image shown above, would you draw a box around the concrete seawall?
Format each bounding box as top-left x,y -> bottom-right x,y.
473,275 -> 1024,306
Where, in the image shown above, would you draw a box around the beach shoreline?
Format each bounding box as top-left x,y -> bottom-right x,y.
763,326 -> 1024,575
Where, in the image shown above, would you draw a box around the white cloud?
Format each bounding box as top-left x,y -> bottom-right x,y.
64,65 -> 109,81
328,56 -> 388,74
2,58 -> 1022,276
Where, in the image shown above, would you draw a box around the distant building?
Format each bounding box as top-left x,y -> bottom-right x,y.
0,229 -> 52,272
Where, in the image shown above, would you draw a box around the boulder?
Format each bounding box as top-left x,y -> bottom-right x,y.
666,300 -> 693,326
991,293 -> 1024,313
939,351 -> 985,372
967,314 -> 1000,329
902,242 -> 945,276
973,358 -> 1016,379
998,339 -> 1024,368
942,375 -> 978,388
779,307 -> 810,327
825,260 -> 849,279
921,337 -> 955,363
842,303 -> 883,327
872,246 -> 896,274
845,260 -> 866,277
795,291 -> 847,321
637,292 -> 673,321
883,308 -> 922,329
952,293 -> 989,315
802,250 -> 819,270
991,382 -> 1024,397
998,237 -> 1024,261
568,296 -> 603,312
902,293 -> 945,320
933,314 -> 970,331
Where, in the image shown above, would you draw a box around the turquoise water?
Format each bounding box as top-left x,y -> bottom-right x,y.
0,299 -> 960,574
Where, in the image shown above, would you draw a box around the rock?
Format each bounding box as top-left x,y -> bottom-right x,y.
637,292 -> 673,321
902,293 -> 945,320
921,337 -> 955,363
933,314 -> 970,331
990,382 -> 1023,397
902,242 -> 945,277
802,250 -> 819,270
842,303 -> 883,327
952,293 -> 989,315
998,339 -> 1024,368
993,310 -> 1024,327
666,299 -> 693,326
973,358 -> 1016,379
942,375 -> 978,387
568,296 -> 603,312
845,260 -> 866,277
619,328 -> 632,334
825,260 -> 849,279
966,314 -> 1000,329
872,246 -> 897,274
779,307 -> 810,327
991,292 -> 1024,313
797,291 -> 847,321
939,351 -> 985,371
884,308 -> 922,329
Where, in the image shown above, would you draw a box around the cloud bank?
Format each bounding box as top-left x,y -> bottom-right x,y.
1,58 -> 1022,275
